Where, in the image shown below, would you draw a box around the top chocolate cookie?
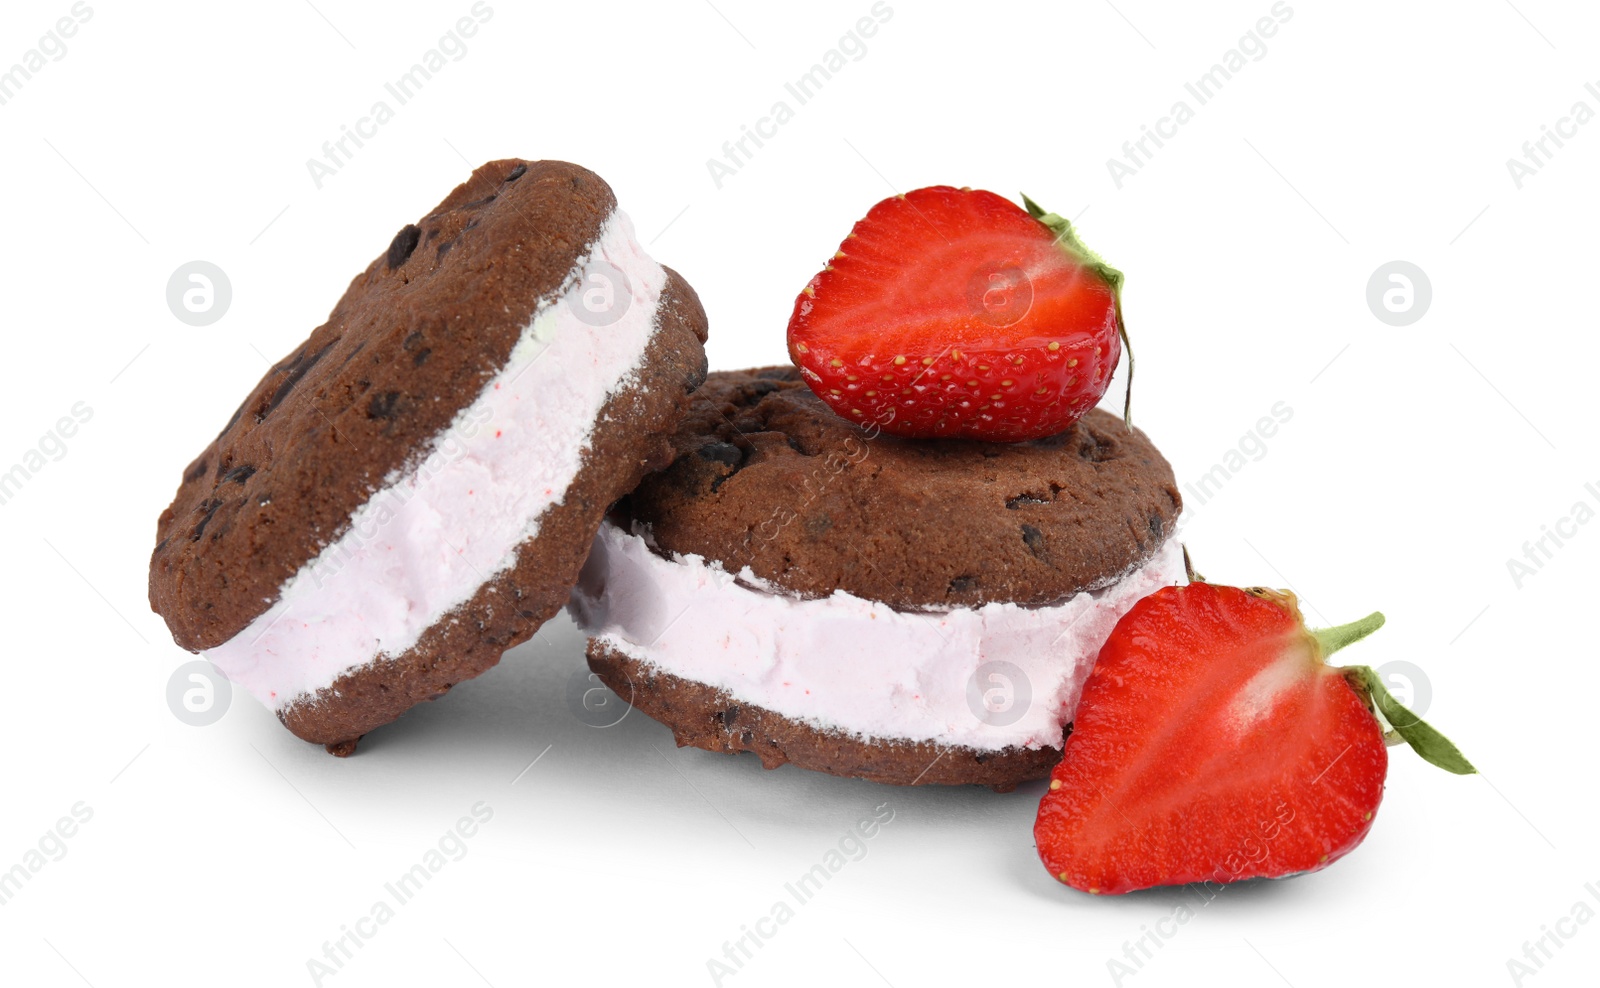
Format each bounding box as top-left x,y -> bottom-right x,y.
149,159 -> 676,651
628,366 -> 1181,609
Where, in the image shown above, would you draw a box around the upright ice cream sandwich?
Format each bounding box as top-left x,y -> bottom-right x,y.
570,367 -> 1183,789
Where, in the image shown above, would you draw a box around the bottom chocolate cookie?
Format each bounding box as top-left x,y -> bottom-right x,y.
587,641 -> 1063,792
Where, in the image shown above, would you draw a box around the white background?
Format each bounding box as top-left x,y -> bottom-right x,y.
1,1 -> 1596,985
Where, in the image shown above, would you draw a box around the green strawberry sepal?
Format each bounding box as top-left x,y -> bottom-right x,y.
1343,664 -> 1478,776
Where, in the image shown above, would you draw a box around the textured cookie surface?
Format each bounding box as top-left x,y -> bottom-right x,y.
628,367 -> 1181,610
151,159 -> 631,650
589,641 -> 1061,790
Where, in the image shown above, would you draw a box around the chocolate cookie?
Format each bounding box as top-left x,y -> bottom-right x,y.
587,641 -> 1062,791
569,367 -> 1185,788
629,366 -> 1181,609
149,159 -> 709,754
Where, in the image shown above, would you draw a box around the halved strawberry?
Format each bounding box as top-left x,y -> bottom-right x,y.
1035,582 -> 1474,895
786,187 -> 1129,442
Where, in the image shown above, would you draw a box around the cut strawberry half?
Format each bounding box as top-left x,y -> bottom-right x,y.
1035,581 -> 1474,895
786,187 -> 1131,442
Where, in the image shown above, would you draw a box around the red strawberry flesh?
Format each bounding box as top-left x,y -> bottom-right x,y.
786,187 -> 1123,442
1035,583 -> 1390,894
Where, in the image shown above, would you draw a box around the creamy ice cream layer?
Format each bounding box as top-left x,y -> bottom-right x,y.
208,212 -> 667,712
570,520 -> 1187,752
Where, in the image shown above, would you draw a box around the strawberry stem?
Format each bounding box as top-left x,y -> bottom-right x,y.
1020,194 -> 1134,430
1343,665 -> 1478,776
1309,610 -> 1477,775
1181,545 -> 1205,584
1310,611 -> 1386,658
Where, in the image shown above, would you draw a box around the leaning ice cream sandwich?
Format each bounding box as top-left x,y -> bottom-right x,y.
148,159 -> 709,754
